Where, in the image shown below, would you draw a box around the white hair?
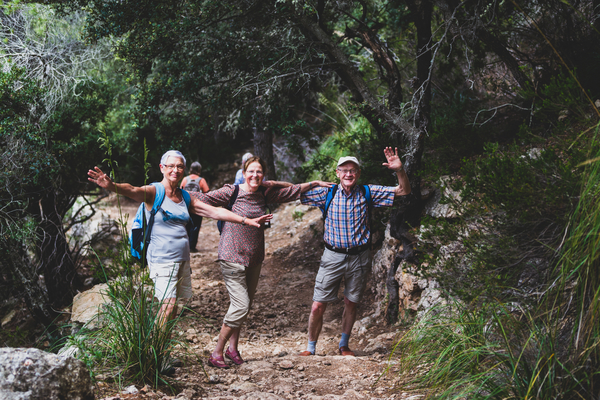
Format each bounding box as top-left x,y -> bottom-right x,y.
242,152 -> 253,164
160,150 -> 186,167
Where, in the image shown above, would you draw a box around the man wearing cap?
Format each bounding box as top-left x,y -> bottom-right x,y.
298,147 -> 410,357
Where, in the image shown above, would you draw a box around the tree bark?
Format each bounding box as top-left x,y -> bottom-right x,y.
36,192 -> 80,309
0,236 -> 56,326
405,0 -> 433,198
252,127 -> 277,181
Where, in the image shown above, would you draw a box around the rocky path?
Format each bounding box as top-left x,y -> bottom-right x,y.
100,201 -> 415,400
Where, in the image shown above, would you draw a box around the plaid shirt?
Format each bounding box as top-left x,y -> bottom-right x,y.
301,184 -> 395,249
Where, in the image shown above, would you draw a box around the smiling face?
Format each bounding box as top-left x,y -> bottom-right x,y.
160,156 -> 186,185
336,161 -> 360,191
243,161 -> 264,191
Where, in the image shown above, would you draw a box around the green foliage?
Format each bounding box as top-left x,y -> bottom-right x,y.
299,97 -> 398,186
424,91 -> 486,175
292,209 -> 305,222
0,326 -> 30,348
395,124 -> 600,399
415,113 -> 591,303
395,300 -> 587,399
461,139 -> 582,222
522,70 -> 590,124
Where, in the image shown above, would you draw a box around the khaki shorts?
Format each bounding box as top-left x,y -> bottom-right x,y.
148,261 -> 192,300
313,248 -> 370,304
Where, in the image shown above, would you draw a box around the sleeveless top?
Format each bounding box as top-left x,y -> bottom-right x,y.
146,195 -> 191,264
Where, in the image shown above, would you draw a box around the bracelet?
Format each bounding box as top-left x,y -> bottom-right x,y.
396,167 -> 404,173
241,217 -> 246,225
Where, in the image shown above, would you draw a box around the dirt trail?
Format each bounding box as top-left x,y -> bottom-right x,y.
99,201 -> 413,400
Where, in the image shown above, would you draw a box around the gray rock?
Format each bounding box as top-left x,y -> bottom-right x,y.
363,340 -> 388,354
70,283 -> 111,328
278,360 -> 294,369
0,347 -> 94,400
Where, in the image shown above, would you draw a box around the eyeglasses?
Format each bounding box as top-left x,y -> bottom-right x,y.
163,164 -> 185,171
337,168 -> 358,176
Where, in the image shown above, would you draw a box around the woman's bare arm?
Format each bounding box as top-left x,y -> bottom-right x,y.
190,197 -> 272,228
87,166 -> 156,204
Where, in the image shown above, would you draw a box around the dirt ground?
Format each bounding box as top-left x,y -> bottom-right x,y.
93,193 -> 420,400
71,149 -> 431,400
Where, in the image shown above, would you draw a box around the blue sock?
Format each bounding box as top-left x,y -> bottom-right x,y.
339,332 -> 350,348
307,340 -> 317,355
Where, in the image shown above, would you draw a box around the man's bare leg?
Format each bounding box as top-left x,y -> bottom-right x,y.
339,297 -> 358,355
299,301 -> 327,355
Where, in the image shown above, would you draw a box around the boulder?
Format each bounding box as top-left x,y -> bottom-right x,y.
371,225 -> 429,313
0,347 -> 94,400
71,283 -> 111,328
65,196 -> 117,257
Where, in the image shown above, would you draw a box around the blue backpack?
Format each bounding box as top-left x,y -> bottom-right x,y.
130,182 -> 192,265
320,184 -> 373,222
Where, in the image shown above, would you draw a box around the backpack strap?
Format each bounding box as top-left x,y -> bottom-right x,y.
150,182 -> 166,213
217,184 -> 240,234
321,184 -> 338,219
360,185 -> 373,228
181,188 -> 192,209
140,182 -> 166,255
227,184 -> 240,210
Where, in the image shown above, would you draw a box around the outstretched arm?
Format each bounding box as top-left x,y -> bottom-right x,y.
190,197 -> 272,228
298,180 -> 333,193
382,147 -> 411,197
87,166 -> 156,204
261,180 -> 293,188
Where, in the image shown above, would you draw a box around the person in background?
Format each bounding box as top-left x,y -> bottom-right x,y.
194,156 -> 332,368
234,152 -> 254,184
298,147 -> 411,357
181,161 -> 210,252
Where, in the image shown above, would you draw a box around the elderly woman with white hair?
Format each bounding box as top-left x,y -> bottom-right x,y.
88,150 -> 272,326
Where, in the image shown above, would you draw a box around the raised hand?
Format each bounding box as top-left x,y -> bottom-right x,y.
382,147 -> 403,171
87,166 -> 114,190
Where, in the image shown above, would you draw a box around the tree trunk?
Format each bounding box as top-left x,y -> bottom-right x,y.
36,192 -> 80,309
0,236 -> 56,326
253,127 -> 277,181
404,0 -> 433,199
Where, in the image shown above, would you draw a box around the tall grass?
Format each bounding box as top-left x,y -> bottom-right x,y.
74,267 -> 187,387
394,125 -> 600,399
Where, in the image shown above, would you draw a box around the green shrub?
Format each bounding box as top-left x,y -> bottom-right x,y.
394,124 -> 600,399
